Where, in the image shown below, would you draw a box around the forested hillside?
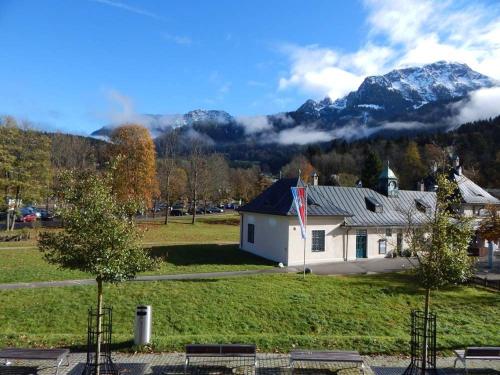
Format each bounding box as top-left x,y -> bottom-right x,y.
32,116 -> 500,191
298,116 -> 500,189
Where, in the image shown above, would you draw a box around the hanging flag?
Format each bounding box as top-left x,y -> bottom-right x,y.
291,186 -> 307,239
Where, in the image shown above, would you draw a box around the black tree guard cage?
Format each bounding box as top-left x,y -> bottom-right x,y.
82,306 -> 118,375
404,310 -> 437,375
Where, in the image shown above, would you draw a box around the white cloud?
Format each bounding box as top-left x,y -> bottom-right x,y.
236,115 -> 273,134
449,87 -> 500,126
278,0 -> 500,100
91,0 -> 162,20
275,125 -> 333,145
161,32 -> 192,46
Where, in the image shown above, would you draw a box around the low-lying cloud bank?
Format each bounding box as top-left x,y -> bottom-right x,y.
448,86 -> 500,127
96,86 -> 499,145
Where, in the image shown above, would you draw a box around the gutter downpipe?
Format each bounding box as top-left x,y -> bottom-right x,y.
344,222 -> 351,262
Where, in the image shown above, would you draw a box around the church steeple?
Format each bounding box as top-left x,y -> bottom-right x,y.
378,161 -> 399,197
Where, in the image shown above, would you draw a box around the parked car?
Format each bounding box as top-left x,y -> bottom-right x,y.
40,209 -> 54,221
170,209 -> 186,216
209,207 -> 224,213
188,207 -> 206,215
16,213 -> 37,222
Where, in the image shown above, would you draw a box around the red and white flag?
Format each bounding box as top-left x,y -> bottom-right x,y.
291,186 -> 307,239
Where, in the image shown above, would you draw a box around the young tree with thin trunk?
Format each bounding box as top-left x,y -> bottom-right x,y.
408,173 -> 474,374
38,169 -> 158,375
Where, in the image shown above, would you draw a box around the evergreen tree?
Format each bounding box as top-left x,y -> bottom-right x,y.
360,150 -> 382,188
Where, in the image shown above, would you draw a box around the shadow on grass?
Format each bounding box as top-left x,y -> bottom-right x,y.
149,244 -> 274,267
67,340 -> 134,353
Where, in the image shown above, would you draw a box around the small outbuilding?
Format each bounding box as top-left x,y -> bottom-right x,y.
238,164 -> 436,266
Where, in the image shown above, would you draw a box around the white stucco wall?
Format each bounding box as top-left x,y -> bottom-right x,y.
239,213 -> 412,265
239,212 -> 290,264
287,216 -> 345,266
344,227 -> 406,260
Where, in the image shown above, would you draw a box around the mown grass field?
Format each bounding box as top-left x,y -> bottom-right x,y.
0,273 -> 498,354
0,214 -> 275,284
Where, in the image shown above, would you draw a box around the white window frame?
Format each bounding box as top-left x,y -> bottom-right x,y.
247,223 -> 255,244
379,239 -> 387,254
311,230 -> 326,252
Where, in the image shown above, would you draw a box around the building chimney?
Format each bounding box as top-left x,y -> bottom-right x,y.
417,180 -> 425,192
312,172 -> 319,186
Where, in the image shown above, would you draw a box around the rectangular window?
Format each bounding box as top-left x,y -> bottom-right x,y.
379,239 -> 387,254
386,228 -> 392,237
247,223 -> 254,244
312,230 -> 325,252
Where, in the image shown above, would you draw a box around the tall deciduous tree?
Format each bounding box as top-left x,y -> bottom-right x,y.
0,117 -> 52,230
360,150 -> 382,189
206,153 -> 231,206
38,169 -> 158,375
403,141 -> 426,189
156,130 -> 179,224
282,155 -> 315,182
108,124 -> 158,212
186,139 -> 207,224
231,166 -> 261,203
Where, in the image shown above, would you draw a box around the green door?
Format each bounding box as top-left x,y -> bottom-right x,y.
356,230 -> 367,258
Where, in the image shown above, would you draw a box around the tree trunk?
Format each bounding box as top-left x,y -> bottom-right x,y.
10,186 -> 20,231
191,190 -> 197,225
164,176 -> 170,225
95,278 -> 103,375
421,288 -> 431,375
152,198 -> 156,219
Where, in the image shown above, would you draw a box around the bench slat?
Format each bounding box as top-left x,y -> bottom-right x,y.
465,347 -> 500,357
291,350 -> 363,363
0,348 -> 69,361
186,344 -> 256,357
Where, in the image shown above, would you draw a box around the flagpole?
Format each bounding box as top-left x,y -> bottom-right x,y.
303,184 -> 307,279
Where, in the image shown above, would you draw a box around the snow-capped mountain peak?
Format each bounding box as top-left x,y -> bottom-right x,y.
296,61 -> 495,117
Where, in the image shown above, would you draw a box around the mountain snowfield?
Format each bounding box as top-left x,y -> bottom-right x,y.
93,61 -> 499,144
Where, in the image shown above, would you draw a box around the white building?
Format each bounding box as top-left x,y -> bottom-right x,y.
239,164 -> 437,266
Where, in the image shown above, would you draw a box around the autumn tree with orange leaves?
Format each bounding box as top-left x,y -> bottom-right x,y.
108,124 -> 158,212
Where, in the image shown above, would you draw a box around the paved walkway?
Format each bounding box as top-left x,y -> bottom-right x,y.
1,256 -> 497,291
0,258 -> 418,291
2,352 -> 499,375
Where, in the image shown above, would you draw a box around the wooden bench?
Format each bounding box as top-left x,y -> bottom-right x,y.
454,347 -> 500,374
290,350 -> 365,374
0,348 -> 70,375
184,344 -> 257,374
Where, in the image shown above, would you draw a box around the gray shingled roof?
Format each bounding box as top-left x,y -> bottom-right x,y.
312,186 -> 436,227
454,174 -> 500,205
238,178 -> 350,217
239,178 -> 436,226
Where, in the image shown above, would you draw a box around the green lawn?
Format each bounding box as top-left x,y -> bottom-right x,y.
0,215 -> 276,284
0,213 -> 240,249
0,273 -> 498,354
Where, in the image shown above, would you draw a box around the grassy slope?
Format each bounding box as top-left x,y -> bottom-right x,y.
0,273 -> 498,354
0,215 -> 274,284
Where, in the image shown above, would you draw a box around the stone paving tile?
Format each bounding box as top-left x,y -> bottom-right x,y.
1,353 -> 499,375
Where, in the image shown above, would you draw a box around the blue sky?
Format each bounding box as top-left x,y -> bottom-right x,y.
1,0 -> 499,134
